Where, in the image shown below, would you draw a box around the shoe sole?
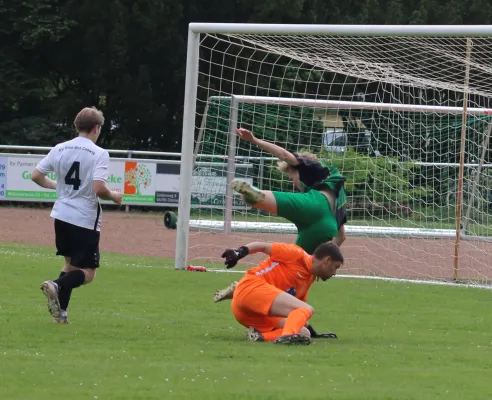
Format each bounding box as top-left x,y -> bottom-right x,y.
41,281 -> 61,319
274,334 -> 311,345
213,281 -> 238,303
231,179 -> 265,203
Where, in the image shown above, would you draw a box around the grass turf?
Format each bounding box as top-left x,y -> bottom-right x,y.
1,242 -> 491,400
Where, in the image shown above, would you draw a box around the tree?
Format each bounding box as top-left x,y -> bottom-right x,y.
0,0 -> 76,145
2,0 -> 492,154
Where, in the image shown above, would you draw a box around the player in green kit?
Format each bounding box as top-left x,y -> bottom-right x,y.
213,127 -> 348,304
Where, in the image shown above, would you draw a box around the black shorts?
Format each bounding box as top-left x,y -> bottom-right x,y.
54,219 -> 100,268
336,204 -> 348,230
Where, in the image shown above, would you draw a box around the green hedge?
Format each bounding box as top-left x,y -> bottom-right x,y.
264,148 -> 431,217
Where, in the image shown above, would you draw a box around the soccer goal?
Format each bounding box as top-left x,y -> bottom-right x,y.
176,24 -> 492,285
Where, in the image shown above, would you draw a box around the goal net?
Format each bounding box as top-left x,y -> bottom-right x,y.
178,25 -> 492,285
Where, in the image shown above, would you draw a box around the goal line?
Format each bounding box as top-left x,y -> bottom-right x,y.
189,219 -> 456,238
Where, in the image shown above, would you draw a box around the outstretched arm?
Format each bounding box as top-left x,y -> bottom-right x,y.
332,225 -> 346,247
221,242 -> 273,269
236,128 -> 298,165
242,242 -> 273,255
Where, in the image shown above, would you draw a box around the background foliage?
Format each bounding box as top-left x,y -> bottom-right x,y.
3,0 -> 492,149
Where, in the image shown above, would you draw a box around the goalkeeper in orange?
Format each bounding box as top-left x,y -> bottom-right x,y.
214,127 -> 347,302
221,241 -> 344,345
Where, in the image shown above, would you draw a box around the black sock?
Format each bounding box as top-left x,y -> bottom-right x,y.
58,287 -> 73,311
54,270 -> 85,292
54,272 -> 69,310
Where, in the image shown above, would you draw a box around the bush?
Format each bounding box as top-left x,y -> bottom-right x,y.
264,148 -> 431,218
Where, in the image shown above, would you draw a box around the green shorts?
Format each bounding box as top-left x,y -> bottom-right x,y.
272,189 -> 339,255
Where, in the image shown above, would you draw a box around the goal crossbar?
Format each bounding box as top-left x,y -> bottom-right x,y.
233,96 -> 492,115
189,23 -> 492,37
205,95 -> 492,115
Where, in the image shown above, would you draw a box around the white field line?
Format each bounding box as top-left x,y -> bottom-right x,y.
205,269 -> 492,290
2,248 -> 491,291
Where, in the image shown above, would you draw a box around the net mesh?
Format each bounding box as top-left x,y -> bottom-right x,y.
186,33 -> 492,284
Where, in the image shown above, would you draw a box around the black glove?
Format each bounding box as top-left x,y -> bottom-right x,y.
307,323 -> 338,339
221,246 -> 249,269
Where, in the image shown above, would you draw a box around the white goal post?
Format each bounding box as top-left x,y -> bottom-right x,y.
176,24 -> 492,285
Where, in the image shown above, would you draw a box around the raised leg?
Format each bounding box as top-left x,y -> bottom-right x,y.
231,179 -> 278,215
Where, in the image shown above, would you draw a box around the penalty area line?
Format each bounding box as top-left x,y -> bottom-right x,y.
337,274 -> 492,290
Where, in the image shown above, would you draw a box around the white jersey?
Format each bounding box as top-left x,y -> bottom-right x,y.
36,136 -> 109,231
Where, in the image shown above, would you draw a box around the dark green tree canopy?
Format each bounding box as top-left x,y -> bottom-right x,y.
1,0 -> 491,149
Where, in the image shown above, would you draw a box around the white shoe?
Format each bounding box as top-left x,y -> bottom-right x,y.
54,310 -> 69,324
213,281 -> 238,303
231,179 -> 265,204
246,327 -> 264,342
41,280 -> 61,319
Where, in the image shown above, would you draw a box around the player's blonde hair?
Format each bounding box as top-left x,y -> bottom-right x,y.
277,152 -> 318,174
74,107 -> 105,133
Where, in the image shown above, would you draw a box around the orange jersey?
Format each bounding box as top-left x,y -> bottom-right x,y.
246,243 -> 315,302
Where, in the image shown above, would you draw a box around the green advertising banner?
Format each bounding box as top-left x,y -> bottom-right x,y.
0,154 -> 253,209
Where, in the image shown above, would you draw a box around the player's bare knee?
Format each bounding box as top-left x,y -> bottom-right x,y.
81,268 -> 96,284
305,305 -> 315,316
300,326 -> 311,338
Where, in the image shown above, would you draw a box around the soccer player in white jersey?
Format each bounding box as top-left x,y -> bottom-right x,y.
31,107 -> 122,323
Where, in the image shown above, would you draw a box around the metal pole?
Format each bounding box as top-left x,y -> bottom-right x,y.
125,151 -> 133,213
453,38 -> 473,281
0,145 -> 277,161
224,96 -> 239,234
175,29 -> 200,270
463,122 -> 492,232
193,100 -> 211,169
207,95 -> 492,115
189,23 -> 492,37
258,158 -> 265,190
232,96 -> 492,115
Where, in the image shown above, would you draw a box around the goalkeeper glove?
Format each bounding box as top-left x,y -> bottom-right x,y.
306,323 -> 338,339
221,246 -> 249,269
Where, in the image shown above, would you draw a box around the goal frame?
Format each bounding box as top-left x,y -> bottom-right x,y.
195,94 -> 492,230
176,23 -> 492,271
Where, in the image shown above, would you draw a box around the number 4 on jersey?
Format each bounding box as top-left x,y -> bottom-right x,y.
65,161 -> 81,190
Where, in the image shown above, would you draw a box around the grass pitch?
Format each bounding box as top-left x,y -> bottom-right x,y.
1,242 -> 491,400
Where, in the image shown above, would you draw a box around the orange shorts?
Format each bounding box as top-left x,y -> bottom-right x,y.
231,275 -> 284,333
